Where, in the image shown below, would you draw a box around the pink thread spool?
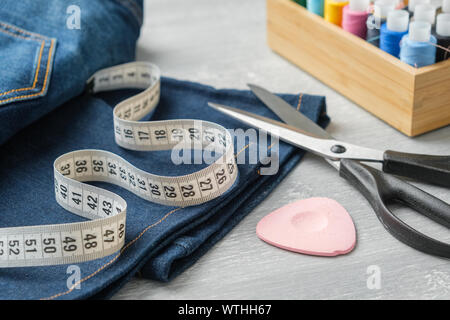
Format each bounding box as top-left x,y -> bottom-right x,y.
342,0 -> 370,38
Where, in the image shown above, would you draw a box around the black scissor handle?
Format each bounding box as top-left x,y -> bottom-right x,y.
383,150 -> 450,188
340,159 -> 450,259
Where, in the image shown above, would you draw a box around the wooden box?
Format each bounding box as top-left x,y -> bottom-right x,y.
267,0 -> 450,136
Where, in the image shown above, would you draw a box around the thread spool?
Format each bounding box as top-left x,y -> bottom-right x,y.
443,0 -> 450,11
307,0 -> 325,16
293,0 -> 307,7
342,0 -> 370,37
433,13 -> 450,61
367,0 -> 396,46
380,10 -> 410,56
325,0 -> 349,25
400,21 -> 437,66
430,0 -> 443,9
408,0 -> 430,12
414,4 -> 436,24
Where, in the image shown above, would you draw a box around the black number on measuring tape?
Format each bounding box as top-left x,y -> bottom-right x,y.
87,195 -> 98,211
75,160 -> 88,173
93,160 -> 104,172
71,192 -> 82,206
25,239 -> 37,253
60,163 -> 71,176
138,131 -> 149,140
181,185 -> 195,198
107,162 -> 117,176
164,186 -> 177,198
103,230 -> 115,242
43,238 -> 57,254
60,184 -> 68,199
218,133 -> 227,147
63,236 -> 77,252
123,108 -> 131,119
154,129 -> 166,140
171,128 -> 184,141
118,224 -> 125,239
128,172 -> 136,187
137,177 -> 147,191
215,169 -> 226,185
149,183 -> 161,196
204,130 -> 215,143
102,200 -> 112,216
119,167 -> 127,182
8,240 -> 20,255
188,128 -> 200,141
84,234 -> 97,249
123,128 -> 134,139
199,178 -> 213,191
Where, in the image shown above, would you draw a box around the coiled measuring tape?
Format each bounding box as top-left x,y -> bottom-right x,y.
0,62 -> 237,268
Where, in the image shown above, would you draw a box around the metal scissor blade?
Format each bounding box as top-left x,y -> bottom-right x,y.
208,102 -> 384,162
248,83 -> 333,140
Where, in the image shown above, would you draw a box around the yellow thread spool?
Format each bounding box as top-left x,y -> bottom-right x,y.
324,0 -> 349,26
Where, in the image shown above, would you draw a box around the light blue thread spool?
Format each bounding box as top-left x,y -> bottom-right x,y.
400,34 -> 437,66
400,21 -> 437,67
307,0 -> 324,16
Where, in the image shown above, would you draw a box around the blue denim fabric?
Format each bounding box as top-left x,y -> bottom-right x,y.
0,0 -> 329,300
0,76 -> 328,299
0,0 -> 143,146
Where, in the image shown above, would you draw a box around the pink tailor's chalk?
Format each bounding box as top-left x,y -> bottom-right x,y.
256,197 -> 356,257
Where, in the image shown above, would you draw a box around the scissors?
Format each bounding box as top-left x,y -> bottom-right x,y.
207,84 -> 450,259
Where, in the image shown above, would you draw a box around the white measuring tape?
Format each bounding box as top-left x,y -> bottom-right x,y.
0,62 -> 238,268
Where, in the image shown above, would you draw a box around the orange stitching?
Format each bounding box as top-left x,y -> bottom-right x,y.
0,39 -> 54,104
0,21 -> 45,39
42,143 -> 253,300
235,142 -> 253,158
256,141 -> 277,176
296,94 -> 303,111
0,26 -> 37,41
41,207 -> 182,300
0,40 -> 45,96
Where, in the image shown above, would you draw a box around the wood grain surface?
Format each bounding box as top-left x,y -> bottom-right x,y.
112,0 -> 450,300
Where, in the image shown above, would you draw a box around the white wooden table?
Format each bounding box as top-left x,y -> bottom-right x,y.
112,0 -> 450,299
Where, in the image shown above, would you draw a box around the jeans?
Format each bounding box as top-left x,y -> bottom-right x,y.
0,0 -> 329,299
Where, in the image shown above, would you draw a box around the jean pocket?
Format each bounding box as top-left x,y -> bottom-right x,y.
0,21 -> 56,106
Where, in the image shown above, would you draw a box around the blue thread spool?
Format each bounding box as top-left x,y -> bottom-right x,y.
433,13 -> 450,62
307,0 -> 325,16
400,21 -> 437,67
380,10 -> 409,57
366,0 -> 396,47
294,0 -> 307,7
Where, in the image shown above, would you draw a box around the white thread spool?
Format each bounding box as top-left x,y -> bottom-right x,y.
349,0 -> 370,11
414,4 -> 436,24
409,20 -> 432,41
408,0 -> 431,12
443,0 -> 450,12
387,9 -> 410,31
429,0 -> 443,9
436,13 -> 450,36
374,0 -> 396,18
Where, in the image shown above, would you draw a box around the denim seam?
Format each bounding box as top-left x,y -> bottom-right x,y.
0,26 -> 44,96
173,242 -> 189,252
296,94 -> 303,111
0,22 -> 55,104
114,0 -> 143,27
41,207 -> 183,300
